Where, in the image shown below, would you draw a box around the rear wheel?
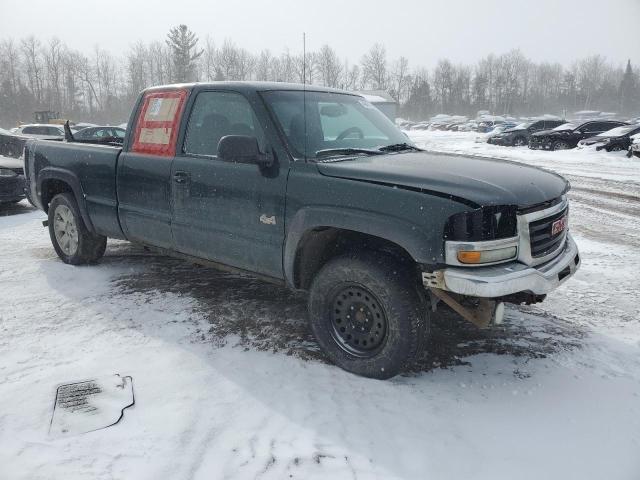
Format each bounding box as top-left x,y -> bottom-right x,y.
48,193 -> 107,265
308,252 -> 428,379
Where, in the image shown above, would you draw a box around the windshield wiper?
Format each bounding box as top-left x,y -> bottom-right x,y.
315,148 -> 384,159
378,143 -> 422,152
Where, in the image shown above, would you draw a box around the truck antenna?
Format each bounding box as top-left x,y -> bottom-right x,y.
303,32 -> 307,161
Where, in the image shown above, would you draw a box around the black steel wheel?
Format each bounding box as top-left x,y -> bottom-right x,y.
330,285 -> 388,358
308,252 -> 428,379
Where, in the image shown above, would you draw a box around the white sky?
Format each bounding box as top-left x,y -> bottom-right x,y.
1,0 -> 639,68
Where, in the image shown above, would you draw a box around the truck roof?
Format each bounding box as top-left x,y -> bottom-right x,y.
143,81 -> 356,96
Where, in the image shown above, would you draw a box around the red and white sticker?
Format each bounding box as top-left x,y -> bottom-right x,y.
131,89 -> 188,157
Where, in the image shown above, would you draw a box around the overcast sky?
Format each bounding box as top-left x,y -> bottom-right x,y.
2,0 -> 639,67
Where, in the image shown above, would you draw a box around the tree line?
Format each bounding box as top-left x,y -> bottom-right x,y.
1,24 -> 638,127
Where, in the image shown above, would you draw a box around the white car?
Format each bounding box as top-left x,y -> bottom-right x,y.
475,125 -> 509,143
629,133 -> 640,158
13,124 -> 64,139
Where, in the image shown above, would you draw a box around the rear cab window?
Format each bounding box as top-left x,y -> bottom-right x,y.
131,89 -> 188,156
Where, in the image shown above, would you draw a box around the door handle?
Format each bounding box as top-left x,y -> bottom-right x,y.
173,171 -> 190,184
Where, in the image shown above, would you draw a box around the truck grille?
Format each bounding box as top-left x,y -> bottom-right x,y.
529,207 -> 568,258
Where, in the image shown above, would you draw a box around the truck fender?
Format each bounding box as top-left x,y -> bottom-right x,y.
38,167 -> 96,233
283,206 -> 438,287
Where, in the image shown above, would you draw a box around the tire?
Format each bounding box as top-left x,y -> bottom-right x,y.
48,193 -> 107,265
308,252 -> 428,379
609,145 -> 622,152
513,136 -> 527,147
552,140 -> 571,150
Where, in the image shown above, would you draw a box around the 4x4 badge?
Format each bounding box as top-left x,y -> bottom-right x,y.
260,214 -> 276,225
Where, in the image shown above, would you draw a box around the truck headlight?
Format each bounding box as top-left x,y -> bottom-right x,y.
446,238 -> 519,266
0,168 -> 17,177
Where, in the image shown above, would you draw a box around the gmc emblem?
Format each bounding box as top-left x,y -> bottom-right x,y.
551,216 -> 567,236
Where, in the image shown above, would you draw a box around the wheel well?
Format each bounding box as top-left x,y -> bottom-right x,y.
293,227 -> 416,290
41,179 -> 73,212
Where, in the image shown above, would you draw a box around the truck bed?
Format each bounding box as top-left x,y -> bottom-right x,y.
24,139 -> 125,238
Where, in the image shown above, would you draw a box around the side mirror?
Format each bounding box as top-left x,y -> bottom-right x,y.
217,135 -> 273,167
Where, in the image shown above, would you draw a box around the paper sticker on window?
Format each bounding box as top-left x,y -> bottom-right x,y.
144,97 -> 181,122
139,127 -> 171,145
147,98 -> 163,117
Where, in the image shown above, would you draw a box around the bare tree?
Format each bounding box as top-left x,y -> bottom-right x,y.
390,56 -> 410,102
361,44 -> 388,90
317,45 -> 342,88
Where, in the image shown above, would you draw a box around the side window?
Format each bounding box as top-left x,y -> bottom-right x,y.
183,91 -> 266,157
22,127 -> 36,134
131,89 -> 188,157
50,127 -> 63,136
582,122 -> 601,133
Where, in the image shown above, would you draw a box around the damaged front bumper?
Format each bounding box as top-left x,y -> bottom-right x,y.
423,234 -> 580,298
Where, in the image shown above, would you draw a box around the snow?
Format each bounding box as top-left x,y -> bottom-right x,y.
2,133 -> 640,478
360,94 -> 388,103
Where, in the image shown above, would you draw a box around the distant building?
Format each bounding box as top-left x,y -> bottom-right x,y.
356,90 -> 397,120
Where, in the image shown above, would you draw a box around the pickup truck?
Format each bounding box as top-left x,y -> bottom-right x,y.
24,82 -> 581,379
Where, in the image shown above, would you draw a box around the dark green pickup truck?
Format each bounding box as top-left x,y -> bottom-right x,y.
24,82 -> 580,378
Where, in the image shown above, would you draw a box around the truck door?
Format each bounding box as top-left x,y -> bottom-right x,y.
117,89 -> 188,249
171,90 -> 289,279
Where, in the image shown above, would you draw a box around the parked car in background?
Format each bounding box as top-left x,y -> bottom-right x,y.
476,119 -> 506,133
475,123 -> 515,143
14,124 -> 64,139
458,121 -> 478,132
577,124 -> 640,152
628,133 -> 640,158
488,119 -> 566,146
0,129 -> 28,159
73,126 -> 126,144
0,155 -> 25,204
529,120 -> 628,150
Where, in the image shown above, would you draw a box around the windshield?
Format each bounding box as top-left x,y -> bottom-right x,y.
514,122 -> 531,129
553,123 -> 576,131
262,90 -> 408,160
596,125 -> 635,137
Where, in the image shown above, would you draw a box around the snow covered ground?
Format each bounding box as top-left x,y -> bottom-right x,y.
1,134 -> 640,479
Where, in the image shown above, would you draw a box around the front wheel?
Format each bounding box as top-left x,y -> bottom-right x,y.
552,140 -> 571,150
308,253 -> 428,379
513,136 -> 527,146
48,193 -> 107,265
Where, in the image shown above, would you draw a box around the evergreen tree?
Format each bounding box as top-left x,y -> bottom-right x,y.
166,25 -> 203,83
619,60 -> 637,114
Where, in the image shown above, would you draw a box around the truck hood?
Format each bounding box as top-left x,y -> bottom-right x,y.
316,152 -> 569,208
